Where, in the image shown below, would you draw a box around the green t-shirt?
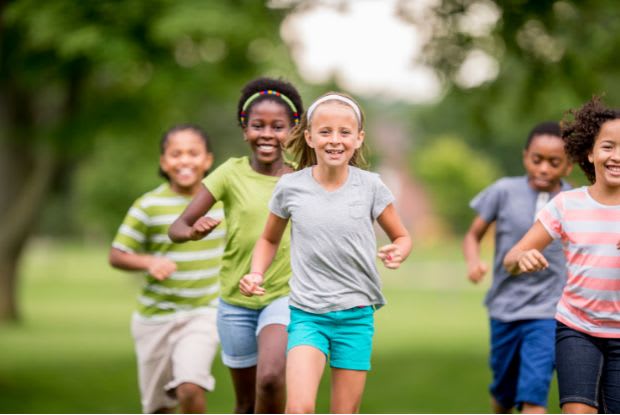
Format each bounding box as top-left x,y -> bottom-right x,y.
204,156 -> 291,309
112,183 -> 226,320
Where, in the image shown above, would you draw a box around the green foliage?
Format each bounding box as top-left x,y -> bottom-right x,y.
411,136 -> 500,234
403,0 -> 620,175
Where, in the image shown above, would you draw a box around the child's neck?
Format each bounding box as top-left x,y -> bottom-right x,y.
588,182 -> 620,206
170,181 -> 203,196
250,157 -> 290,177
312,164 -> 349,191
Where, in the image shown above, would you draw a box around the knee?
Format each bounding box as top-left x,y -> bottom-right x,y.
176,383 -> 204,409
256,369 -> 285,394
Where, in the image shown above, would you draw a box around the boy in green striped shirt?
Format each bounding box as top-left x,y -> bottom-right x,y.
110,125 -> 225,413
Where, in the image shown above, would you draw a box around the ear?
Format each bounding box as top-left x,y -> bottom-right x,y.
355,130 -> 365,149
564,161 -> 573,177
159,154 -> 167,172
587,150 -> 594,164
522,149 -> 528,169
203,152 -> 214,171
304,129 -> 314,148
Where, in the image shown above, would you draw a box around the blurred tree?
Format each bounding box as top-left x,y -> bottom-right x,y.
399,0 -> 620,175
0,0 -> 297,321
411,136 -> 500,233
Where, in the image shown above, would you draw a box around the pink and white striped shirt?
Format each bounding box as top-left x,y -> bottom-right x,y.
538,187 -> 620,338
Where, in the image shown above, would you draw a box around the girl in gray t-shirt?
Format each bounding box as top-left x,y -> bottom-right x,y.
239,92 -> 412,413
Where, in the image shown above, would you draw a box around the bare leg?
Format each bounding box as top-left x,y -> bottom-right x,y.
330,368 -> 367,414
177,382 -> 206,414
286,345 -> 326,414
562,402 -> 597,414
230,366 -> 257,413
521,403 -> 546,414
491,396 -> 512,414
255,324 -> 288,413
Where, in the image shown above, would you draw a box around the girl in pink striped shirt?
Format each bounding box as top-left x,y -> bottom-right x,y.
504,97 -> 620,414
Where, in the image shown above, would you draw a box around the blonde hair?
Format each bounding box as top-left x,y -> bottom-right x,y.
285,91 -> 369,170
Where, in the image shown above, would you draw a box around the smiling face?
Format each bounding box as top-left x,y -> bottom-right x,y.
243,99 -> 292,167
159,129 -> 213,195
588,119 -> 620,190
522,134 -> 572,192
304,101 -> 364,170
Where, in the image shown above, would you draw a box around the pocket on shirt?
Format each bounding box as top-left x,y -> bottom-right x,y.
348,201 -> 366,219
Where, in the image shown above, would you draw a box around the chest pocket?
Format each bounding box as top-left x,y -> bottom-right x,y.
348,201 -> 366,219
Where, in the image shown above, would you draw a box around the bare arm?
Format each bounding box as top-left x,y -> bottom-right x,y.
503,220 -> 554,275
376,203 -> 412,269
462,216 -> 491,284
239,213 -> 289,296
109,247 -> 176,281
168,184 -> 220,242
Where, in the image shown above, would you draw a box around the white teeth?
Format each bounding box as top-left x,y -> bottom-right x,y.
178,168 -> 192,175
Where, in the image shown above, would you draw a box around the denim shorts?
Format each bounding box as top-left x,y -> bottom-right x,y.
287,305 -> 375,371
556,321 -> 620,412
489,318 -> 556,409
216,296 -> 290,368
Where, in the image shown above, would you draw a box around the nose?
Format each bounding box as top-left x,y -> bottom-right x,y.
540,160 -> 556,175
329,132 -> 340,144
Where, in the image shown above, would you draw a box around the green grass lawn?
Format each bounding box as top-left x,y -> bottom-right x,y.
0,238 -> 560,413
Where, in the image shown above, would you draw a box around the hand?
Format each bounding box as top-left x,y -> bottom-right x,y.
239,272 -> 265,296
377,244 -> 404,269
516,249 -> 549,273
147,257 -> 177,281
189,216 -> 221,240
467,261 -> 488,284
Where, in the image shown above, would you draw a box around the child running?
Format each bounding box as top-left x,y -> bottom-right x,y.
463,121 -> 572,413
239,92 -> 412,413
168,77 -> 303,413
504,97 -> 620,414
109,125 -> 224,414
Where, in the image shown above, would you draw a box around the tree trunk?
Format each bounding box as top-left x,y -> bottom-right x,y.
0,139 -> 56,322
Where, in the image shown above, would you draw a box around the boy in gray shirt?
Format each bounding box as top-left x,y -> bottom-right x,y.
463,121 -> 572,414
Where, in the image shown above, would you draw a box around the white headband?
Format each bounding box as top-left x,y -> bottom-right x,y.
306,94 -> 362,125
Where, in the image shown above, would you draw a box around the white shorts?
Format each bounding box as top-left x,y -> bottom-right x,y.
131,309 -> 219,413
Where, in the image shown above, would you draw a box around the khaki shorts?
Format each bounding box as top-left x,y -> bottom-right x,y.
131,309 -> 219,413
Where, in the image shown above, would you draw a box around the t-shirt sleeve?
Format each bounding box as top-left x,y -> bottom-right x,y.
536,193 -> 564,240
372,175 -> 396,220
111,198 -> 149,253
269,177 -> 290,219
203,160 -> 229,200
469,180 -> 502,223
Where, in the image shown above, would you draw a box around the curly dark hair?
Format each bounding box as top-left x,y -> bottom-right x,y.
525,121 -> 561,149
237,77 -> 303,128
561,96 -> 620,183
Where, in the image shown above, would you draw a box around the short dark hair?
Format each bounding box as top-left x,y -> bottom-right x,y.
158,124 -> 211,181
525,121 -> 561,149
561,96 -> 620,183
237,77 -> 303,128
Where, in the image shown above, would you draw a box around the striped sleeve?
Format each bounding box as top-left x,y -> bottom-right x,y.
112,199 -> 149,253
537,193 -> 564,240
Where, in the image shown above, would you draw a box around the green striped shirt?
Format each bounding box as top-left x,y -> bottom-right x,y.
112,183 -> 225,321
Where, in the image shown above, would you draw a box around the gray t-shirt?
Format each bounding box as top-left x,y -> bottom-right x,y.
470,176 -> 570,321
270,166 -> 395,313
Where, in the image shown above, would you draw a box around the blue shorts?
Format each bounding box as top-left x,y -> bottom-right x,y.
216,296 -> 290,369
489,318 -> 556,409
287,305 -> 375,371
556,321 -> 620,412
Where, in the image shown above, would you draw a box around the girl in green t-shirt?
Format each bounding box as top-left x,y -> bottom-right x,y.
169,77 -> 303,413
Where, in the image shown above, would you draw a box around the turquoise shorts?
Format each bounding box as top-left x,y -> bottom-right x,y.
287,305 -> 375,371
